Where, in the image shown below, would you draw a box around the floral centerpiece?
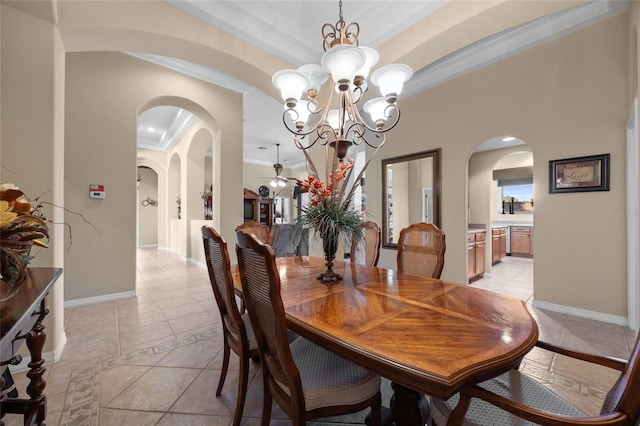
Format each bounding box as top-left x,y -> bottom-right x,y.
296,155 -> 364,282
0,184 -> 49,285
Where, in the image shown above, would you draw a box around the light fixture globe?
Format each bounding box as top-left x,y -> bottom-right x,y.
371,63 -> 413,103
272,69 -> 309,108
321,45 -> 366,91
355,46 -> 380,83
285,100 -> 314,130
297,64 -> 329,98
363,97 -> 390,128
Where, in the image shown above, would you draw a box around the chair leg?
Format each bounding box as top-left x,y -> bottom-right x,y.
260,380 -> 272,426
216,337 -> 230,396
232,349 -> 250,426
370,392 -> 382,426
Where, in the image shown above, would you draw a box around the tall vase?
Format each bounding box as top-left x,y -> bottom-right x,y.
318,228 -> 342,282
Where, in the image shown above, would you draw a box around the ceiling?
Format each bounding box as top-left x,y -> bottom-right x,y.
136,0 -> 627,168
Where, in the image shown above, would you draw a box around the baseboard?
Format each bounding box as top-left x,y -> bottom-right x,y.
533,300 -> 629,327
64,290 -> 136,309
189,258 -> 206,270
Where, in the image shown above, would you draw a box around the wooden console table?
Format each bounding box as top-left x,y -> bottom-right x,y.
1,267 -> 62,426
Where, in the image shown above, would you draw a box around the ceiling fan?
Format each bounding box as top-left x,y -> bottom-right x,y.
267,143 -> 295,188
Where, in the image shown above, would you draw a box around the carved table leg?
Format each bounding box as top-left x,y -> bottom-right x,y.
24,304 -> 48,425
389,382 -> 431,426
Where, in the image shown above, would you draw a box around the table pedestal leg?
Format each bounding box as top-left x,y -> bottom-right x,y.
390,382 -> 431,426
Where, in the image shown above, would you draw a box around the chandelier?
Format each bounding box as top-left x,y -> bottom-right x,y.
272,1 -> 413,162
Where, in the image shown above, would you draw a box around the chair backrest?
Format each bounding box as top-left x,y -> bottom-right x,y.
201,226 -> 245,342
396,222 -> 446,279
235,231 -> 303,406
236,221 -> 271,245
350,221 -> 381,266
600,333 -> 640,423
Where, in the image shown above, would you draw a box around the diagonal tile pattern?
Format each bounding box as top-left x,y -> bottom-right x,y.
2,249 -> 636,425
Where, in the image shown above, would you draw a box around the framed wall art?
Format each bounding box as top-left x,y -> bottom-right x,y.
549,153 -> 610,193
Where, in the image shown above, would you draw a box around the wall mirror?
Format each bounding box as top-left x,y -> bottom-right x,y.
382,148 -> 442,249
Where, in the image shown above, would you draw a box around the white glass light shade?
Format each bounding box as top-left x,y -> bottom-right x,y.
270,179 -> 278,188
355,47 -> 380,78
297,64 -> 329,95
272,69 -> 309,106
371,64 -> 413,101
327,109 -> 341,130
285,100 -> 314,127
363,97 -> 389,125
321,45 -> 366,89
278,179 -> 286,187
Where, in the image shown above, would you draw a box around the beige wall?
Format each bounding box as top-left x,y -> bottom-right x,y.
369,13 -> 629,318
65,52 -> 243,301
1,3 -> 66,356
137,166 -> 159,247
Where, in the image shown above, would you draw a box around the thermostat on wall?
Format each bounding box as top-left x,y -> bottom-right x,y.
89,184 -> 105,199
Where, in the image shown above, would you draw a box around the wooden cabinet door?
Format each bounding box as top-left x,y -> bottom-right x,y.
467,241 -> 475,280
499,233 -> 507,258
492,234 -> 500,264
511,228 -> 531,255
475,240 -> 486,276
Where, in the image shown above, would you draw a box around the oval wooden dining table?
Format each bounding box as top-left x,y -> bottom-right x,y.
234,256 -> 538,426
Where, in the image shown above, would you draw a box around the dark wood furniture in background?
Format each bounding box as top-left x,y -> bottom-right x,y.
1,267 -> 62,426
397,222 -> 446,279
510,226 -> 533,257
243,188 -> 273,226
467,230 -> 486,282
233,256 -> 538,426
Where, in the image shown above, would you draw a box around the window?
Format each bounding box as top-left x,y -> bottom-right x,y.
499,181 -> 533,214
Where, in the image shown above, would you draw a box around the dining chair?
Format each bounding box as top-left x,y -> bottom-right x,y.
430,336 -> 640,426
201,226 -> 259,426
235,231 -> 383,426
350,221 -> 381,266
396,222 -> 446,279
235,220 -> 270,245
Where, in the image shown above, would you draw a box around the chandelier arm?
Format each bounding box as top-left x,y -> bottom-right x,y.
360,132 -> 388,150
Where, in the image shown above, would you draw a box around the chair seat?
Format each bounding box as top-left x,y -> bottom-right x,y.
431,369 -> 586,426
241,312 -> 258,350
285,337 -> 381,411
228,313 -> 258,351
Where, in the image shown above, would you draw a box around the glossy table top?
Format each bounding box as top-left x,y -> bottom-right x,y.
235,257 -> 538,399
1,267 -> 62,359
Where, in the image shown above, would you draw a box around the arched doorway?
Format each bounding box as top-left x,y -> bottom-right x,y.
467,138 -> 534,304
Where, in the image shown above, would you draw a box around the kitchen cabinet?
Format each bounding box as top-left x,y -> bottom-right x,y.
492,227 -> 507,264
511,226 -> 533,257
468,230 -> 486,282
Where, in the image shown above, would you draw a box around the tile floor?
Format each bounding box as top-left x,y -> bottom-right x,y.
3,249 -> 637,425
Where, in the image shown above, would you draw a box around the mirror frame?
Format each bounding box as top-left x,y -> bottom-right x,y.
381,148 -> 442,249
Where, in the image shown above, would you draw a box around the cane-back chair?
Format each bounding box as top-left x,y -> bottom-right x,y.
350,221 -> 381,267
235,221 -> 270,245
397,222 -> 446,279
201,226 -> 259,426
431,336 -> 640,426
235,231 -> 382,426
